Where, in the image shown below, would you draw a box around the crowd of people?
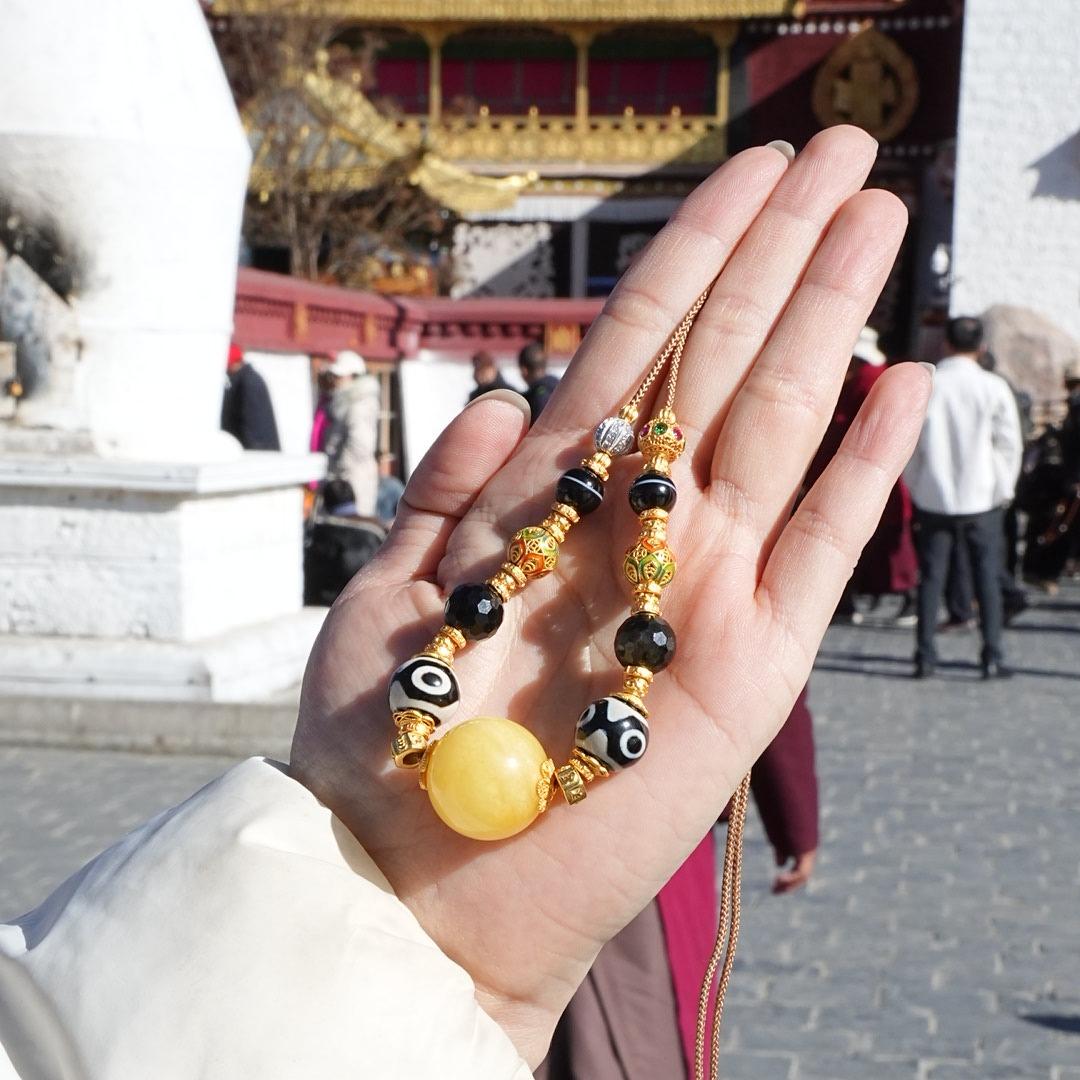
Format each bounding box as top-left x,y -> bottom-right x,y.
814,317 -> 1079,678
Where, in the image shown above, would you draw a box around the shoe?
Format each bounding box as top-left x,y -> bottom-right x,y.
893,597 -> 918,628
981,659 -> 1014,680
914,659 -> 937,679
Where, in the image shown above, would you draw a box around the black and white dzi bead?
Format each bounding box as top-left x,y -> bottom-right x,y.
575,696 -> 650,770
388,656 -> 460,723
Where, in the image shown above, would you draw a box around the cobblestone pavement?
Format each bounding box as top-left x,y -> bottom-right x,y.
1,587 -> 1077,1078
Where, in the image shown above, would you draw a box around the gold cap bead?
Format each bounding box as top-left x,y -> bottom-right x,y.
422,626 -> 467,664
391,710 -> 437,769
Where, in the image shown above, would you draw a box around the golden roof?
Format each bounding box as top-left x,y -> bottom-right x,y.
213,0 -> 796,19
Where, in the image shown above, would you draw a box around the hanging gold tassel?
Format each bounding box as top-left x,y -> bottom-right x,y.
694,771 -> 752,1080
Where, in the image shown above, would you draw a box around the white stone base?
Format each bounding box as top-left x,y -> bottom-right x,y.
0,451 -> 324,641
0,607 -> 325,703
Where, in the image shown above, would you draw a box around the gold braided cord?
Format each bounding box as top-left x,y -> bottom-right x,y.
694,771 -> 752,1080
625,288 -> 712,414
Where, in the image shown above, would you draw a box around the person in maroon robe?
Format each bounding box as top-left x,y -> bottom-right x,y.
806,329 -> 919,622
536,689 -> 818,1080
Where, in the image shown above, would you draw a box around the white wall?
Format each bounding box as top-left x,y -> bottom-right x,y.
951,0 -> 1080,339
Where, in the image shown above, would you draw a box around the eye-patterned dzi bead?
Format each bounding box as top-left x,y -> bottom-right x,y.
575,696 -> 651,771
614,613 -> 677,671
629,471 -> 678,514
388,656 -> 461,722
445,583 -> 504,640
555,467 -> 604,515
594,416 -> 636,457
507,525 -> 560,578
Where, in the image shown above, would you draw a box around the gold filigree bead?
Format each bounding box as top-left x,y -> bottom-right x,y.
624,542 -> 676,588
507,525 -> 560,579
637,407 -> 686,467
580,450 -> 612,483
422,626 -> 467,664
391,710 -> 437,769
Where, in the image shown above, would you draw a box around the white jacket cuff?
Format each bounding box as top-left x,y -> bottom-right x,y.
0,757 -> 532,1080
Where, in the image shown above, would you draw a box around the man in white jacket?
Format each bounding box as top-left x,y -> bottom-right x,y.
903,316 -> 1023,679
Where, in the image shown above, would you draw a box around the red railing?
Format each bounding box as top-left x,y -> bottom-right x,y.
233,268 -> 605,361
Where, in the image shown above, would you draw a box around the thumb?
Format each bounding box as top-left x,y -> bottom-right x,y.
374,389 -> 531,581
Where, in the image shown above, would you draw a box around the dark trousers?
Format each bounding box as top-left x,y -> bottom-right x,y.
945,503 -> 1023,622
915,508 -> 1006,664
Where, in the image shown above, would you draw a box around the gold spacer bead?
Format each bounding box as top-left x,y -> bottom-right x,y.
640,508 -> 669,524
647,455 -> 672,476
581,451 -> 612,483
570,747 -> 609,782
536,758 -> 557,813
487,563 -> 529,602
655,406 -> 677,424
391,710 -> 437,769
540,510 -> 573,544
618,403 -> 640,423
422,626 -> 467,664
555,762 -> 588,805
621,665 -> 654,704
552,502 -> 580,525
631,582 -> 664,615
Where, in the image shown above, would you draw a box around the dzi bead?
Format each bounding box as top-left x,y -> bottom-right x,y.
445,583 -> 504,640
575,697 -> 650,771
425,717 -> 552,841
388,656 -> 461,722
614,613 -> 677,671
628,471 -> 677,514
507,526 -> 560,578
594,416 -> 636,457
555,467 -> 604,516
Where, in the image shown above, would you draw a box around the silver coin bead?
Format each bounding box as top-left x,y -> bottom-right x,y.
594,416 -> 636,456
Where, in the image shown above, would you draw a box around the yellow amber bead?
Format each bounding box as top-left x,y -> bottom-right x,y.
425,716 -> 549,841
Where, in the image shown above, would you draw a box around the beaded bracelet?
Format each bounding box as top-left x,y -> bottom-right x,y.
387,293 -> 708,841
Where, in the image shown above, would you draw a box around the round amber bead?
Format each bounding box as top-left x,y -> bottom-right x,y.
507,525 -> 559,579
425,717 -> 549,841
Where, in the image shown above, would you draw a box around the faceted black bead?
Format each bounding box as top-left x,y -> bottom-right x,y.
628,471 -> 677,514
614,613 -> 677,671
555,467 -> 605,515
444,583 -> 504,640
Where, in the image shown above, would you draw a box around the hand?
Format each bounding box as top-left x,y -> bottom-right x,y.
290,126 -> 930,1067
773,850 -> 818,894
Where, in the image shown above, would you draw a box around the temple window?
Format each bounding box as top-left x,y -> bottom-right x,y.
441,27 -> 576,117
328,25 -> 429,116
589,27 -> 717,116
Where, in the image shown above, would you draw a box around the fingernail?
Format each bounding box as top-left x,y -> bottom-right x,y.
919,361 -> 936,381
766,139 -> 796,163
464,387 -> 532,423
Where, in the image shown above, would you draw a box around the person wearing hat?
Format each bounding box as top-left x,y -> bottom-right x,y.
904,316 -> 1023,678
220,341 -> 281,451
804,327 -> 919,624
323,350 -> 380,518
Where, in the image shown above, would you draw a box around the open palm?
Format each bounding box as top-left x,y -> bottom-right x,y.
290,126 -> 931,1068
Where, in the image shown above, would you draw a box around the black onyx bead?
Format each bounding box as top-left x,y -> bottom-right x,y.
555,467 -> 604,515
444,583 -> 504,640
614,613 -> 677,671
628,471 -> 677,514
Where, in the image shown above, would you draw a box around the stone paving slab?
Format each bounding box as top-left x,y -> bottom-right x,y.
0,586 -> 1077,1077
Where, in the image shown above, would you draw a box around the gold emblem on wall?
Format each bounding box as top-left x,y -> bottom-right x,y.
812,27 -> 919,143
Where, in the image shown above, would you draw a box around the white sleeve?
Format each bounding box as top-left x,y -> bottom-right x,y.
0,758 -> 532,1080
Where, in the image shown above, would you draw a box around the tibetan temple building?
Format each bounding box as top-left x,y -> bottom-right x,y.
215,0 -> 961,349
